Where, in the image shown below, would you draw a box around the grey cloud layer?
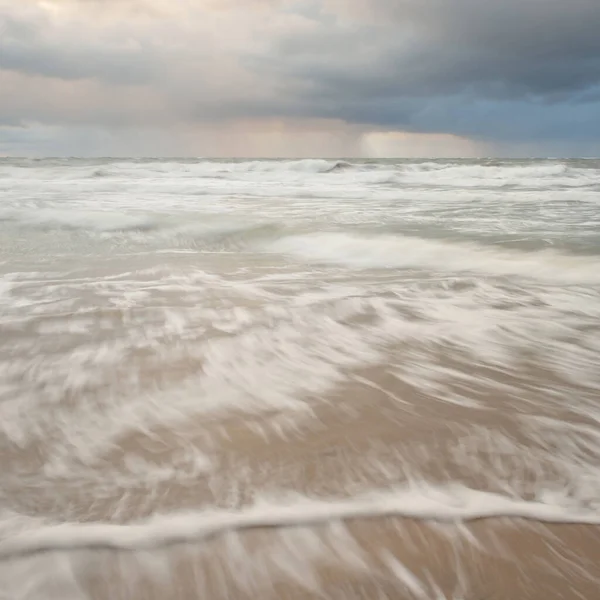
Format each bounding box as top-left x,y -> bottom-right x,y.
252,0 -> 600,138
1,0 -> 599,146
1,2 -> 167,84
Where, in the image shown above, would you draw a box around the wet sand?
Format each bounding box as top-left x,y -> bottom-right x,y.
3,364 -> 600,599
75,518 -> 600,600
2,157 -> 600,599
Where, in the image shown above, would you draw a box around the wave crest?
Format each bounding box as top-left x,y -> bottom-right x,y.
267,232 -> 600,282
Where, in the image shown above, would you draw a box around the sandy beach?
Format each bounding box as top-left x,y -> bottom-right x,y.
1,158 -> 600,598
3,365 -> 600,599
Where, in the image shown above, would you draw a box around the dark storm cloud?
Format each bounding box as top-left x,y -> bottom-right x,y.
247,0 -> 600,138
1,0 -> 599,152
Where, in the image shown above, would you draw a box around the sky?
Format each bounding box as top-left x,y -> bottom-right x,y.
1,0 -> 599,158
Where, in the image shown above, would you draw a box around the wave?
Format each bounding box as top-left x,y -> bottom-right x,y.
233,159 -> 352,173
403,162 -> 569,177
0,208 -> 294,250
3,207 -> 599,283
3,159 -> 597,192
202,159 -> 353,175
1,484 -> 598,559
267,232 -> 600,283
78,159 -> 355,179
397,162 -> 599,189
0,208 -> 162,233
79,160 -> 579,178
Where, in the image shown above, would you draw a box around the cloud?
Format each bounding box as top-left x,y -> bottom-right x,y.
0,1 -> 162,83
0,0 -> 599,155
0,118 -> 369,158
251,0 -> 600,132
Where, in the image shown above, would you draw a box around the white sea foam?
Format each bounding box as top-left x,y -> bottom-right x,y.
399,161 -> 593,188
0,207 -> 274,239
1,484 -> 599,560
0,208 -> 161,232
3,158 -> 596,189
268,232 -> 600,282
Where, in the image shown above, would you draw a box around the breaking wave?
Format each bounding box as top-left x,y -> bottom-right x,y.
0,208 -> 162,232
4,158 -> 596,190
2,205 -> 599,283
267,231 -> 600,282
78,159 -> 354,179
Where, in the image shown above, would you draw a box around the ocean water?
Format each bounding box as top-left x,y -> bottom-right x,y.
1,158 -> 600,598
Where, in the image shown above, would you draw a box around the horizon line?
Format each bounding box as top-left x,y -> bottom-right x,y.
1,155 -> 599,161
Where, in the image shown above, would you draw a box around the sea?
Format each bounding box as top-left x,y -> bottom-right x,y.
1,157 -> 600,599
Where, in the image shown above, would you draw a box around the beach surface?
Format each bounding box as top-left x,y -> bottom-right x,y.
1,158 -> 600,598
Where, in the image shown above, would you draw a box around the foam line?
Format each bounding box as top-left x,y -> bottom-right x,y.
1,487 -> 599,560
267,232 -> 600,282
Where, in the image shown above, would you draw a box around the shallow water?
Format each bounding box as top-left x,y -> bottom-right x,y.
1,158 -> 600,598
